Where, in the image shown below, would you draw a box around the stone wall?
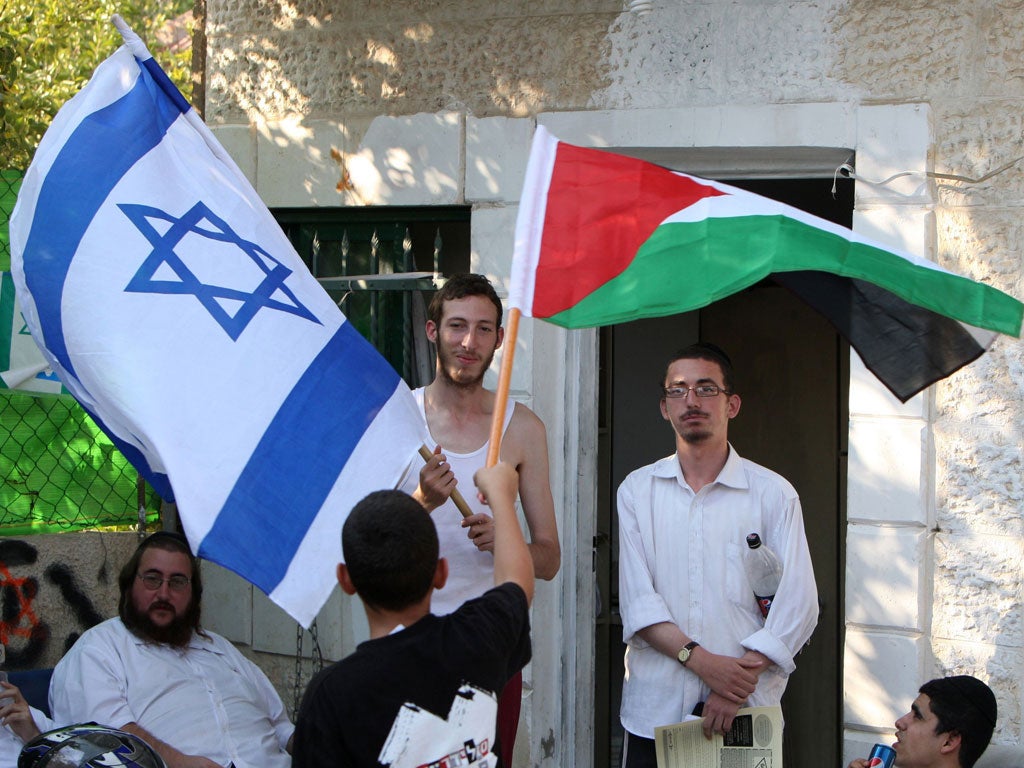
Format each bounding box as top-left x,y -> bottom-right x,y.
204,0 -> 621,123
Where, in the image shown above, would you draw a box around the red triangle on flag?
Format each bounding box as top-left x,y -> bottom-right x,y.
533,142 -> 727,318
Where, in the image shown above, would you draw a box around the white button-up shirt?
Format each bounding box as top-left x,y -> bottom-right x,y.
617,446 -> 819,738
50,618 -> 293,768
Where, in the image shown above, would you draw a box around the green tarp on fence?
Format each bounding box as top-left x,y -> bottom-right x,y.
0,169 -> 159,533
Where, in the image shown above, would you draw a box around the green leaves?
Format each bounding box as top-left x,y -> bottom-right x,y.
0,0 -> 193,171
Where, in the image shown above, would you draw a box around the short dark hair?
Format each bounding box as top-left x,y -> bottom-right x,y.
920,676 -> 997,768
427,273 -> 503,328
664,342 -> 736,393
118,531 -> 205,635
342,490 -> 439,612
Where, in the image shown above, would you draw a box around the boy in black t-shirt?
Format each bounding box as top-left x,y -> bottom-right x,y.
293,463 -> 534,768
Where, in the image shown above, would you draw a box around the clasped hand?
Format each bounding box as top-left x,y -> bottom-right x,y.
415,445 -> 457,512
695,649 -> 761,702
461,513 -> 495,552
691,649 -> 764,739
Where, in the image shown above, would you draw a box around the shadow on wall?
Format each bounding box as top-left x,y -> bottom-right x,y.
205,7 -> 618,123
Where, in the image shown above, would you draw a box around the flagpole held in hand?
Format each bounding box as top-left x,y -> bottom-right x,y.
485,307 -> 520,469
417,445 -> 473,518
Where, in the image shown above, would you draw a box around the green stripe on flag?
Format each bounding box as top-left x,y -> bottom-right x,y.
547,215 -> 1024,336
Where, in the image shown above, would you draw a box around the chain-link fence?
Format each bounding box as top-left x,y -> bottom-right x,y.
1,170 -> 18,273
1,168 -> 159,535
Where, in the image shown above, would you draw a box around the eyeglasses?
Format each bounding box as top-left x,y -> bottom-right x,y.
136,573 -> 191,593
663,384 -> 731,398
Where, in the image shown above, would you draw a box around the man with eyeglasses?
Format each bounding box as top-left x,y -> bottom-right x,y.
50,531 -> 293,768
616,343 -> 818,768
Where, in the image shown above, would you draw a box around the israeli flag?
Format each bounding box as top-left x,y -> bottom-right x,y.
10,19 -> 427,626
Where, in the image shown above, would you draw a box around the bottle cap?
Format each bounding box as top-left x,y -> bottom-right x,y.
745,533 -> 762,549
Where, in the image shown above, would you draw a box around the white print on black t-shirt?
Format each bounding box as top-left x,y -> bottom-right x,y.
378,682 -> 498,768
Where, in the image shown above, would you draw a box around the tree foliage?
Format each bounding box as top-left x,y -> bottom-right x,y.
0,0 -> 193,171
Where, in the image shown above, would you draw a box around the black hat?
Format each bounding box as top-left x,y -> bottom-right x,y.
945,675 -> 998,728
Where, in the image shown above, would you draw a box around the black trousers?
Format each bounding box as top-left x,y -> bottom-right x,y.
622,731 -> 658,768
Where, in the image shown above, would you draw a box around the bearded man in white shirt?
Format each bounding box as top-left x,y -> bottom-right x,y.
50,531 -> 293,768
617,343 -> 819,768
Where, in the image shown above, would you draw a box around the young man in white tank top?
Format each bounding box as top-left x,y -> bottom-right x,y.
405,274 -> 560,767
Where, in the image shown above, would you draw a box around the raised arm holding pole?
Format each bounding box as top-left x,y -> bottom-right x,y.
399,275 -> 557,768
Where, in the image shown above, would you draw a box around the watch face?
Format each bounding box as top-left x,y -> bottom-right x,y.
677,648 -> 690,664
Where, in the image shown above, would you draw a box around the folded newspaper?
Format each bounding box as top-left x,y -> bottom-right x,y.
655,705 -> 783,768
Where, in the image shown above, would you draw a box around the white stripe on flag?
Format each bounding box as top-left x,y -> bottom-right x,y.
665,173 -> 946,275
509,125 -> 559,316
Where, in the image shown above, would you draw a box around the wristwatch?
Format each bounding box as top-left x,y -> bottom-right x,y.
677,641 -> 700,666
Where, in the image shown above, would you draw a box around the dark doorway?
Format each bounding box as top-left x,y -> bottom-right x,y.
594,175 -> 852,768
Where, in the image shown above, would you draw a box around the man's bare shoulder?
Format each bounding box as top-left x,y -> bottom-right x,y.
504,401 -> 548,453
510,400 -> 546,428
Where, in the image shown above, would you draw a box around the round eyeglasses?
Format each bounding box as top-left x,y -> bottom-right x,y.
136,573 -> 191,592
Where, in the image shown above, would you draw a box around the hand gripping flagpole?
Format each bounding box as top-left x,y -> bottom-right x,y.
418,445 -> 474,518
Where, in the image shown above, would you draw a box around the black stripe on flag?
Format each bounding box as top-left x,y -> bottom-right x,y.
773,270 -> 986,402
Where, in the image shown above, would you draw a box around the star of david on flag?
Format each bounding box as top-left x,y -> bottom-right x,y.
120,201 -> 320,340
9,18 -> 427,626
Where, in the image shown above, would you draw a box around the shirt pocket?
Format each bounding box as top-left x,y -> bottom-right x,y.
725,541 -> 756,612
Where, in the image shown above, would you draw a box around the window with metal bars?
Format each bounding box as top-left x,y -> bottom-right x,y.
273,206 -> 471,388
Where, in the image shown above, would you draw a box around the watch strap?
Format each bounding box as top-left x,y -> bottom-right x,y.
677,640 -> 700,666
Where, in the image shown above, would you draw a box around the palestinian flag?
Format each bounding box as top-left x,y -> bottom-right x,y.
509,127 -> 1024,402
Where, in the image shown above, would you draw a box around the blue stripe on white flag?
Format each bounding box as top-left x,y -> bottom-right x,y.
13,51 -> 181,498
21,61 -> 183,383
199,319 -> 402,595
139,56 -> 193,114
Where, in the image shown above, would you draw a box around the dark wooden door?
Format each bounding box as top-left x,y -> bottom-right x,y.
703,282 -> 846,768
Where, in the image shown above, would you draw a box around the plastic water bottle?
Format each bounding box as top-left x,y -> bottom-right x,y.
743,533 -> 783,618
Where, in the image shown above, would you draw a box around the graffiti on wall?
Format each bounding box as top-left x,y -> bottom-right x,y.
0,539 -> 104,667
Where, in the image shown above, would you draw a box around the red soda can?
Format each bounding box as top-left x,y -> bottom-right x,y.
867,743 -> 896,768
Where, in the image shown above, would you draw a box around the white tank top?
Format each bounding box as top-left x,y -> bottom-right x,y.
401,386 -> 516,615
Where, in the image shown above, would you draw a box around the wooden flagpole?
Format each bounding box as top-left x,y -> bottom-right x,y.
418,444 -> 473,518
485,307 -> 521,468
